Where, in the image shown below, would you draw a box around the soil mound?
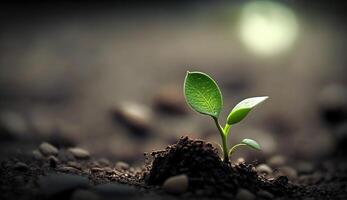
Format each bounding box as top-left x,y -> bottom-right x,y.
146,136 -> 293,197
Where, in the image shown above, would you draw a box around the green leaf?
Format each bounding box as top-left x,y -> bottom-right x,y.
184,71 -> 223,118
241,138 -> 261,150
227,96 -> 268,125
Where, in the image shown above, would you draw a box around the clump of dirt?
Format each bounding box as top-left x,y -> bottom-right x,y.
145,136 -> 297,198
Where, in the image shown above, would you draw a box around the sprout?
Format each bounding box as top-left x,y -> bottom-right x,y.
184,71 -> 268,163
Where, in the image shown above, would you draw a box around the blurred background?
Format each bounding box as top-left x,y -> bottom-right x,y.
1,0 -> 347,165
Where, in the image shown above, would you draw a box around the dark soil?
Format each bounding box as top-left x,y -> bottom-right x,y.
1,136 -> 347,200
146,136 -> 341,199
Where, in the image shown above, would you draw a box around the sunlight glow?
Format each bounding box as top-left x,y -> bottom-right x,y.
239,1 -> 299,56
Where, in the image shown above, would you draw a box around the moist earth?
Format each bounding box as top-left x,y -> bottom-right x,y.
1,137 -> 347,200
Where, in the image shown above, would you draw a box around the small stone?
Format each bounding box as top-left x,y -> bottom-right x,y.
236,157 -> 245,164
94,183 -> 136,197
154,86 -> 188,114
39,174 -> 89,196
48,155 -> 59,168
98,158 -> 111,166
0,112 -> 28,140
112,102 -> 152,132
102,167 -> 113,173
257,190 -> 274,199
58,166 -> 80,173
91,167 -> 104,173
278,166 -> 298,180
235,188 -> 255,200
39,142 -> 58,156
68,148 -> 90,159
115,161 -> 129,170
32,150 -> 44,159
67,161 -> 82,169
267,155 -> 286,168
162,174 -> 189,194
256,164 -> 273,175
71,189 -> 101,200
14,162 -> 28,171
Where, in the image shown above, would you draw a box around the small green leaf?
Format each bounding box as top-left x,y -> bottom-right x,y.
227,96 -> 268,125
184,71 -> 223,118
242,138 -> 261,150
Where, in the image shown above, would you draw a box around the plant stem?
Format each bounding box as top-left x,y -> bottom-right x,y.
223,124 -> 231,136
228,143 -> 247,157
213,117 -> 229,163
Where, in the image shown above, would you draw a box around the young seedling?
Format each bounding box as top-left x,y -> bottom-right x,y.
184,71 -> 268,163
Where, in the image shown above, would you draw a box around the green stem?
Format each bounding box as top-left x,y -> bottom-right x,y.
228,143 -> 247,157
213,117 -> 229,163
223,124 -> 231,136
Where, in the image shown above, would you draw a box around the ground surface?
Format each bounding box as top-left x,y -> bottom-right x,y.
1,137 -> 346,200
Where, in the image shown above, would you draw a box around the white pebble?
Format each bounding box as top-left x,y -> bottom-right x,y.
162,174 -> 189,194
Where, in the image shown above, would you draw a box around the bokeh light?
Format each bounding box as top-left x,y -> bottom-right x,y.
239,1 -> 299,56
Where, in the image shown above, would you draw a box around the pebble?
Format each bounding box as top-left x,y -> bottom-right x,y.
115,161 -> 130,170
256,164 -> 273,175
71,189 -> 101,200
113,102 -> 152,131
162,174 -> 189,194
154,86 -> 188,114
58,166 -> 80,173
39,142 -> 58,156
235,188 -> 255,200
278,166 -> 298,180
48,155 -> 59,168
236,157 -> 245,164
67,161 -> 82,170
39,174 -> 89,196
267,155 -> 286,168
68,148 -> 90,159
94,183 -> 137,197
102,167 -> 113,173
14,162 -> 28,171
0,112 -> 28,140
32,150 -> 44,159
98,158 -> 111,166
257,190 -> 275,199
91,167 -> 104,173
